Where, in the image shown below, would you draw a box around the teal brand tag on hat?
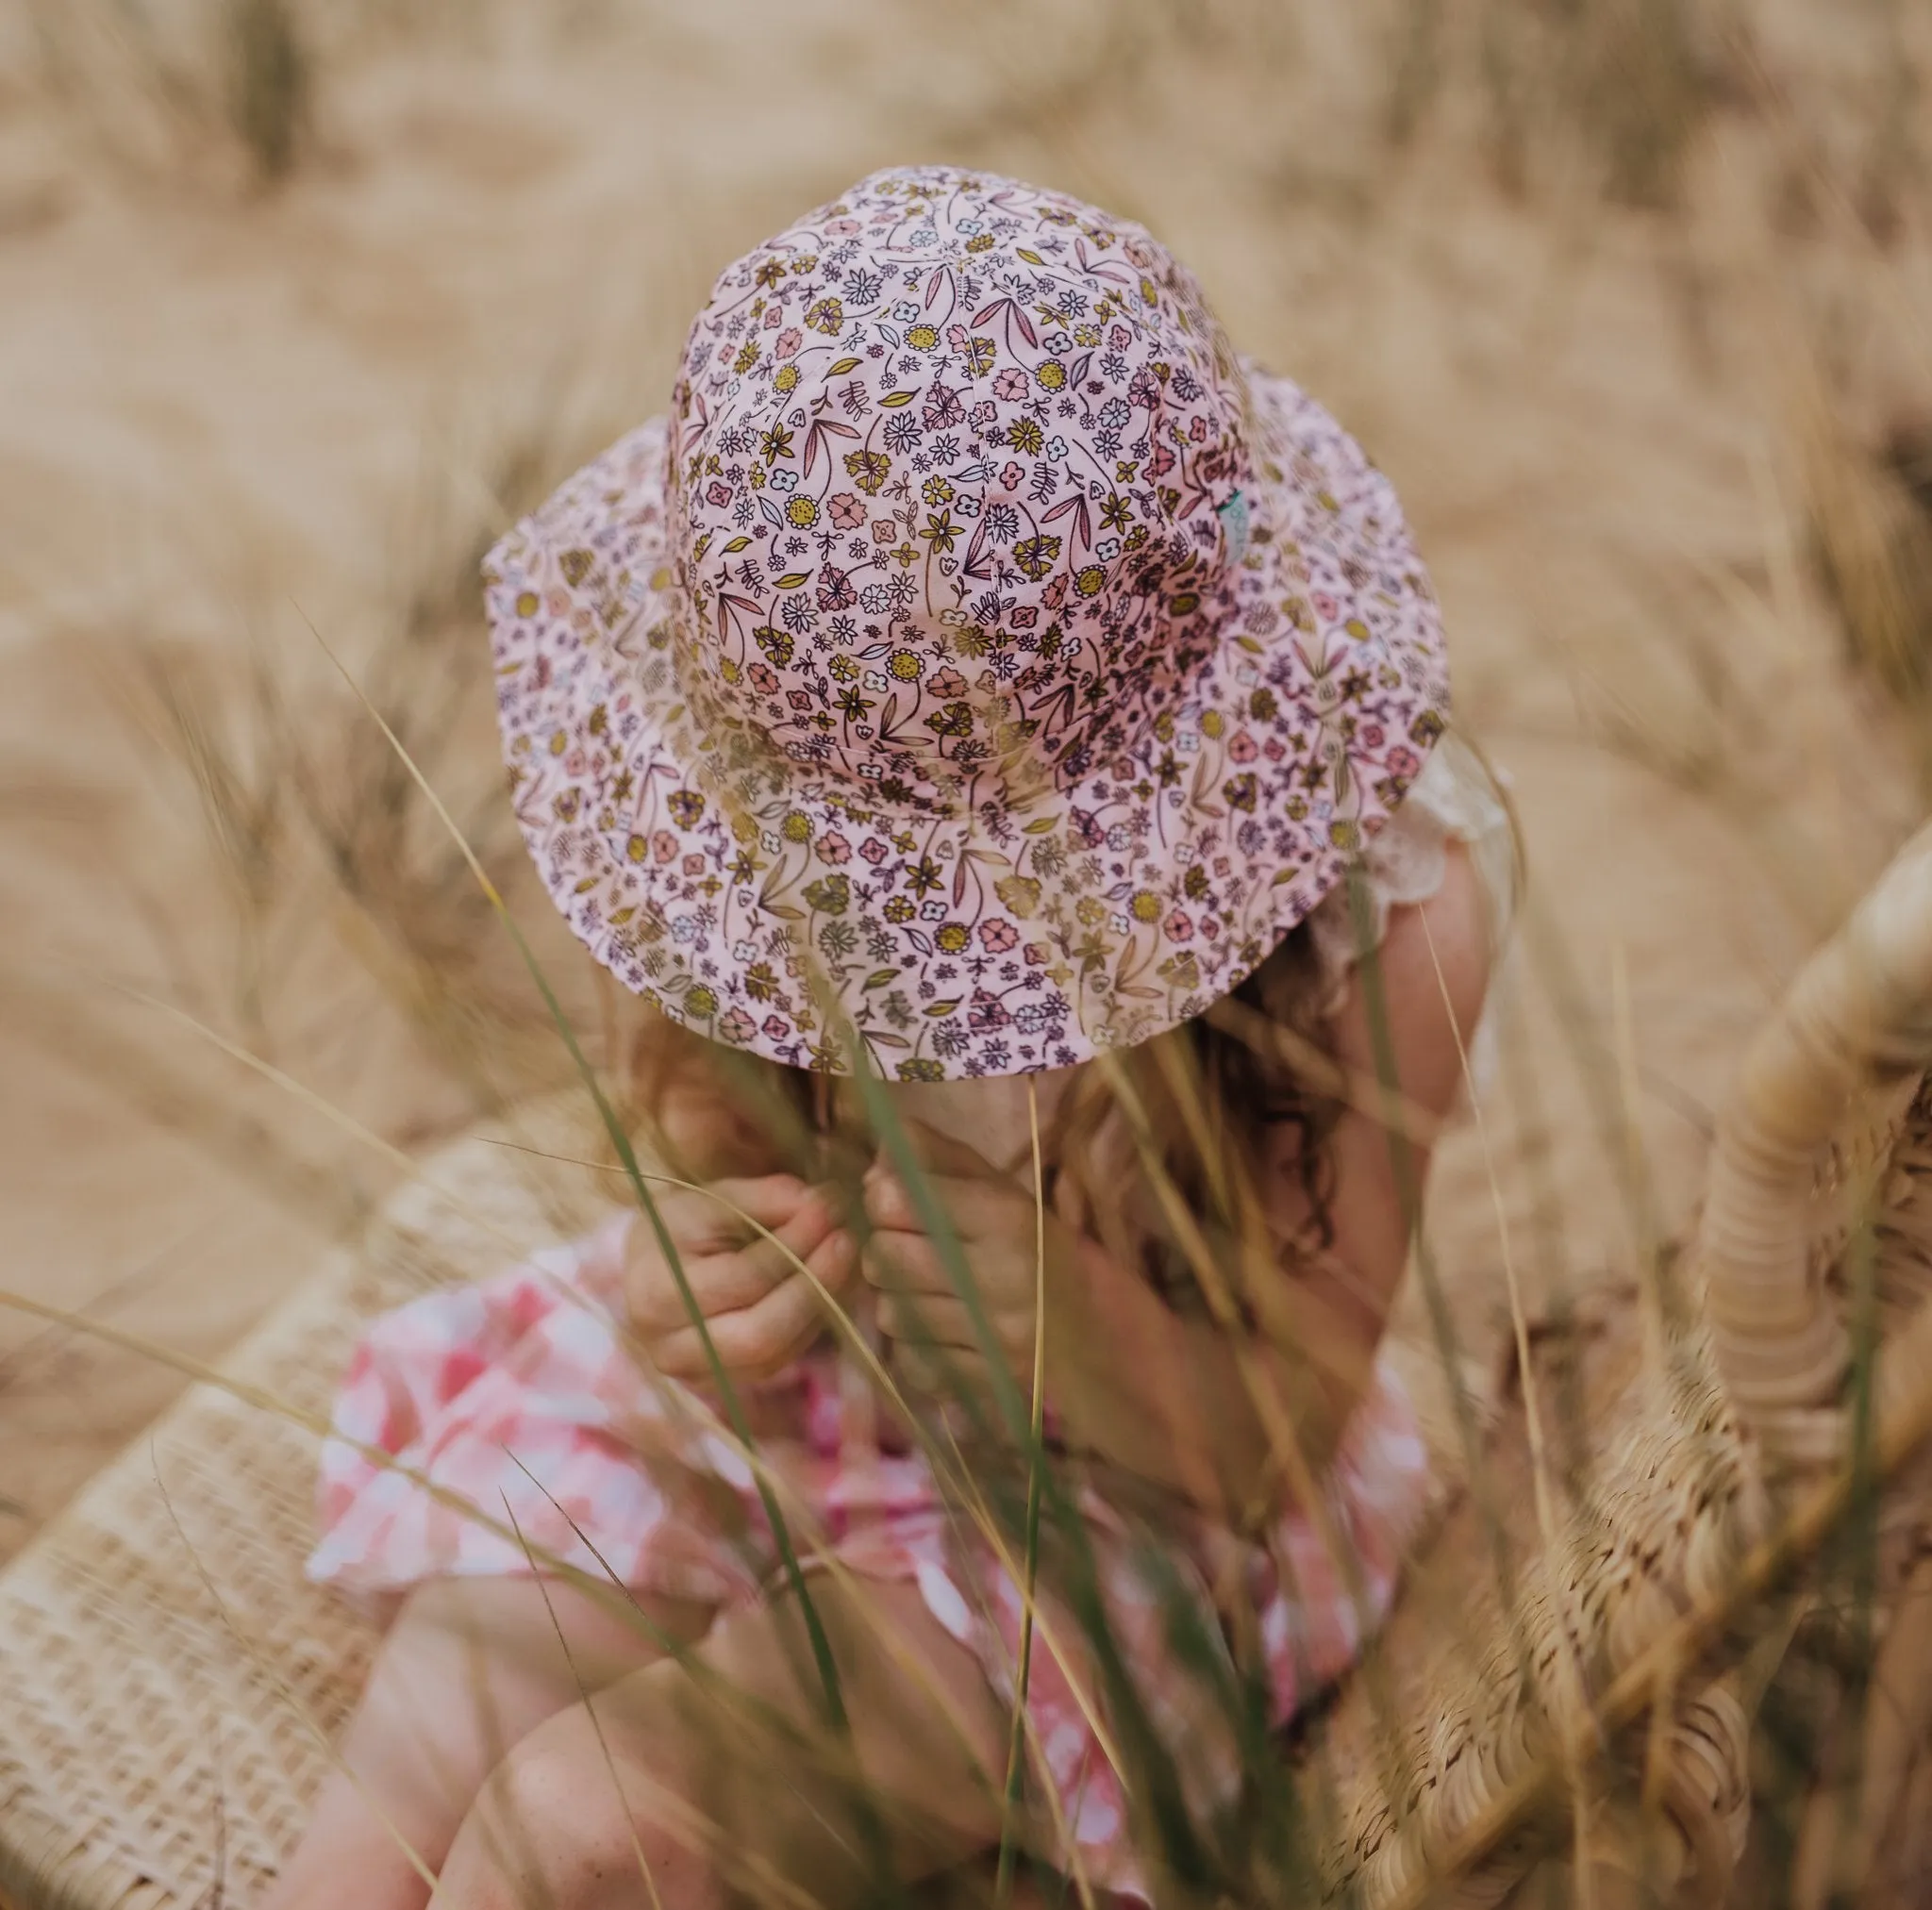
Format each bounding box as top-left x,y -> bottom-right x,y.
1216,489 -> 1250,565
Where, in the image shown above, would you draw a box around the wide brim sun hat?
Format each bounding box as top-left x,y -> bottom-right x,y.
485,167 -> 1449,1082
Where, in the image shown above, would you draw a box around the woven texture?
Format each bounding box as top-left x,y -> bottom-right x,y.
0,1102 -> 614,1910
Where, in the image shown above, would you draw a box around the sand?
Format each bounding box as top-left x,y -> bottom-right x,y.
1,0 -> 1926,1563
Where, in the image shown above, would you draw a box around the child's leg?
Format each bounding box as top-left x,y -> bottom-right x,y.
264,1575 -> 715,1910
429,1576 -> 1017,1910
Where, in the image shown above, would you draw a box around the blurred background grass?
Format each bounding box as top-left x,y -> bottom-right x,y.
0,0 -> 1927,1600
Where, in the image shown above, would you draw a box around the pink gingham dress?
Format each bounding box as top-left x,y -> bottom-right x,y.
308,1209 -> 1428,1898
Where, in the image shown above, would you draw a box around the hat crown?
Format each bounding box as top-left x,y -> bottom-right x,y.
666,169 -> 1253,811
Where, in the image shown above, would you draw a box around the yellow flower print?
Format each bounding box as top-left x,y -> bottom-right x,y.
781,811 -> 813,844
830,653 -> 858,681
1074,565 -> 1107,597
1199,708 -> 1225,738
721,656 -> 742,684
1075,896 -> 1107,927
1013,534 -> 1061,580
922,474 -> 955,507
685,985 -> 719,1018
885,896 -> 915,922
907,324 -> 939,350
734,340 -> 759,374
888,650 -> 922,682
761,424 -> 795,463
935,923 -> 971,954
774,364 -> 800,394
843,448 -> 891,494
786,496 -> 820,528
515,590 -> 539,618
1035,360 -> 1068,391
1008,418 -> 1043,457
805,296 -> 844,335
1130,890 -> 1161,923
966,232 -> 994,252
1074,324 -> 1101,347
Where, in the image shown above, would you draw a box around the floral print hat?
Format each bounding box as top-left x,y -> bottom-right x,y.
486,168 -> 1449,1081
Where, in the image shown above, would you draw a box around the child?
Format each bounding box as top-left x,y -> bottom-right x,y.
268,167 -> 1514,1910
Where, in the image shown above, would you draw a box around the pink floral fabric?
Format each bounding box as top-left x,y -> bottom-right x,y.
487,167 -> 1449,1080
308,1215 -> 1435,1902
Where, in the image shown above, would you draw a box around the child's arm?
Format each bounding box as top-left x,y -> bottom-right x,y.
865,842 -> 1493,1522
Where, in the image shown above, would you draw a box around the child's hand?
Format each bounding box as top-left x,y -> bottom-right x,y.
625,1176 -> 858,1382
861,1122 -> 1058,1406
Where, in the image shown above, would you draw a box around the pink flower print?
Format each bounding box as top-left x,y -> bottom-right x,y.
789,689 -> 813,711
763,305 -> 782,328
859,838 -> 888,866
750,661 -> 779,693
923,382 -> 965,429
967,989 -> 1012,1032
1263,737 -> 1287,761
978,918 -> 1020,954
1042,573 -> 1069,611
545,588 -> 572,617
825,218 -> 859,237
992,368 -> 1028,404
1228,729 -> 1258,763
970,401 -> 996,427
1164,909 -> 1194,941
946,324 -> 968,349
1110,324 -> 1132,350
872,518 -> 898,544
928,667 -> 966,699
1388,746 -> 1421,778
827,492 -> 866,531
707,480 -> 734,507
1024,942 -> 1049,967
1148,440 -> 1175,478
652,831 -> 678,864
1313,591 -> 1340,622
565,748 -> 587,776
1129,367 -> 1161,409
818,831 -> 852,865
1009,606 -> 1039,630
817,568 -> 858,611
1000,461 -> 1024,491
775,328 -> 804,359
682,854 -> 705,876
1213,856 -> 1232,877
1360,722 -> 1386,749
1189,414 -> 1208,442
762,1015 -> 791,1040
1202,916 -> 1220,939
718,1006 -> 757,1044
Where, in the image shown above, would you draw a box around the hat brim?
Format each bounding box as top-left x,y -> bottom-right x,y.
485,367 -> 1448,1081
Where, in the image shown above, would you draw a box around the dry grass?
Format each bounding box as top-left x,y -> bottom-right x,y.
4,0 -> 1932,1904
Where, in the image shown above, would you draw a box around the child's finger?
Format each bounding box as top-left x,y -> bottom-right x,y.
653,1233 -> 858,1380
632,1186 -> 833,1337
862,1170 -> 1010,1240
859,1225 -> 952,1296
877,1291 -> 978,1354
696,1174 -> 820,1241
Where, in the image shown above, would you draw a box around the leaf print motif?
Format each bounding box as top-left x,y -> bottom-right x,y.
971,297 -> 1039,352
